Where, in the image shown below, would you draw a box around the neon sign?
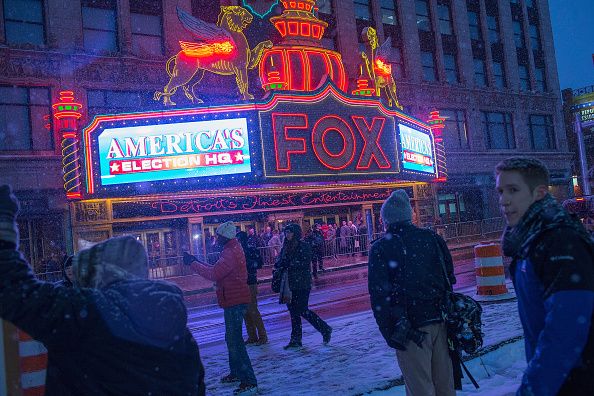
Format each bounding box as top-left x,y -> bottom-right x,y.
259,92 -> 401,179
97,118 -> 251,186
399,124 -> 436,175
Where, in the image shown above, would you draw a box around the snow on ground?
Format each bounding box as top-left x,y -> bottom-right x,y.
368,340 -> 526,396
197,299 -> 524,395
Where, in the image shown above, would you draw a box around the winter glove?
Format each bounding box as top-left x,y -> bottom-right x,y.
183,251 -> 198,266
0,185 -> 19,248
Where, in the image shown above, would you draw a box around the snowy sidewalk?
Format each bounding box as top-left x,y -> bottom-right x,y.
197,298 -> 523,395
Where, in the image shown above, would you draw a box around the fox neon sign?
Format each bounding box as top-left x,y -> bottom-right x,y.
270,113 -> 393,173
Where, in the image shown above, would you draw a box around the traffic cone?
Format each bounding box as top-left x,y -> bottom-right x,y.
1,321 -> 47,396
473,243 -> 514,301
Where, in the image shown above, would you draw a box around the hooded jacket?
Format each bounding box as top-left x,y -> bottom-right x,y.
0,243 -> 205,395
194,238 -> 251,308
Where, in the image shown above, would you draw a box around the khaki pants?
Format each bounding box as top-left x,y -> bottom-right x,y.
244,284 -> 267,342
396,322 -> 455,396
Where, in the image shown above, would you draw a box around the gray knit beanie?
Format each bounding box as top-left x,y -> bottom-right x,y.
72,236 -> 149,288
380,190 -> 413,225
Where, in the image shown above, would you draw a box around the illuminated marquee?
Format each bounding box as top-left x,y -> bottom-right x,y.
399,124 -> 436,175
259,92 -> 400,179
97,118 -> 252,186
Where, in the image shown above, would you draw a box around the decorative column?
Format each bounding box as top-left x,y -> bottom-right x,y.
427,110 -> 447,182
53,91 -> 83,200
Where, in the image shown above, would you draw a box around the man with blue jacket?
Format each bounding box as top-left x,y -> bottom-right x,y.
496,157 -> 594,396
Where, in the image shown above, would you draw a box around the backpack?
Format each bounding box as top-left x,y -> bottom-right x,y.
442,291 -> 483,355
433,234 -> 484,355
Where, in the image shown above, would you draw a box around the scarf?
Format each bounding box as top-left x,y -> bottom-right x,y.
502,194 -> 591,258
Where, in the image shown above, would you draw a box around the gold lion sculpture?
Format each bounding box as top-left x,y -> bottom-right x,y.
361,27 -> 402,110
154,6 -> 273,106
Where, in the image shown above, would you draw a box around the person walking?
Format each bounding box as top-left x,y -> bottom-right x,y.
368,189 -> 457,396
275,223 -> 332,349
496,157 -> 594,396
236,231 -> 268,345
0,185 -> 205,396
185,221 -> 258,395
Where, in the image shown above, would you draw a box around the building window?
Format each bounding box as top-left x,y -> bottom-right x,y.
0,86 -> 52,151
535,67 -> 546,92
391,45 -> 405,79
529,23 -> 541,50
380,0 -> 397,25
82,0 -> 118,53
421,51 -> 437,81
529,115 -> 555,150
483,111 -> 515,149
317,0 -> 333,14
354,0 -> 372,21
487,15 -> 500,43
415,0 -> 431,32
441,109 -> 469,149
437,3 -> 453,35
518,65 -> 530,91
493,61 -> 506,88
131,0 -> 163,57
467,10 -> 481,41
444,54 -> 459,84
473,58 -> 487,87
525,0 -> 534,8
87,89 -> 159,117
319,4 -> 337,50
3,0 -> 45,45
513,20 -> 524,48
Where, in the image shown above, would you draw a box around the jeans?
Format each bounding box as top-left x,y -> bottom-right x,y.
287,289 -> 331,342
224,304 -> 257,385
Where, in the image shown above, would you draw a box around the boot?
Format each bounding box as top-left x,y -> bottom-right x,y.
322,326 -> 332,344
283,340 -> 302,349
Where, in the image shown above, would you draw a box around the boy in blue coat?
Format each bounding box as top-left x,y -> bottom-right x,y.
496,157 -> 594,396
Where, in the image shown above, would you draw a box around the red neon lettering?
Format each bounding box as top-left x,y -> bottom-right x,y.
272,113 -> 308,172
352,116 -> 391,170
311,115 -> 355,170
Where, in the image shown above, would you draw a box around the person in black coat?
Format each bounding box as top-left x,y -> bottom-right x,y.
368,190 -> 457,396
0,185 -> 205,396
275,223 -> 332,349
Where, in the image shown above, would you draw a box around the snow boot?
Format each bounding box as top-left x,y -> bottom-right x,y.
233,383 -> 258,395
283,340 -> 302,350
221,374 -> 240,384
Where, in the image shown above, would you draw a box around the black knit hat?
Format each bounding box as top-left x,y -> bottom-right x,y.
284,223 -> 302,240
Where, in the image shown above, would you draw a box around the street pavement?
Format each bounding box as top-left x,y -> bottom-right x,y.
188,257 -> 477,347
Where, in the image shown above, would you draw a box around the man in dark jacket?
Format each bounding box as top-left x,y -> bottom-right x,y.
368,189 -> 456,396
0,185 -> 205,395
496,157 -> 594,396
276,223 -> 332,349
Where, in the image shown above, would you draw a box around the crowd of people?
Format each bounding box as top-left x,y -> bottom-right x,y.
0,155 -> 593,395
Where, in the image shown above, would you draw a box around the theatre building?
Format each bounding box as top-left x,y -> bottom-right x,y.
71,83 -> 443,267
7,0 -> 576,268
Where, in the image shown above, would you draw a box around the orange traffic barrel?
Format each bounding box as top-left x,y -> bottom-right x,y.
17,329 -> 47,396
474,243 -> 514,301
